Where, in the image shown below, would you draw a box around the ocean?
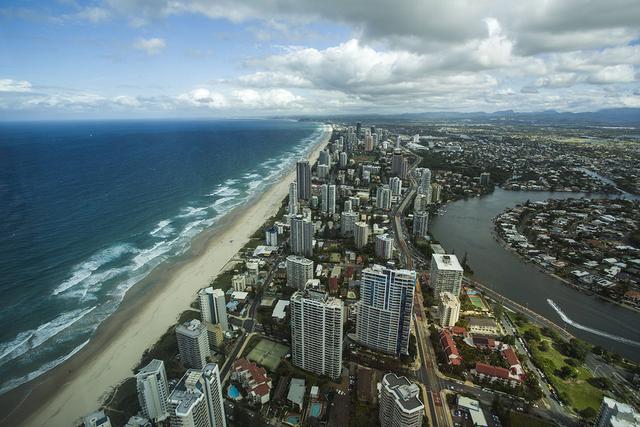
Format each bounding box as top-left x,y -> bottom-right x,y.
0,119 -> 327,394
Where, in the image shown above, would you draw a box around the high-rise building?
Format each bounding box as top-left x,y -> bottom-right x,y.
176,319 -> 210,369
168,364 -> 226,427
438,292 -> 461,327
399,157 -> 409,180
412,211 -> 429,238
595,397 -> 640,427
379,373 -> 424,427
296,160 -> 311,200
83,411 -> 112,427
319,150 -> 331,168
356,265 -> 416,356
341,210 -> 358,236
320,184 -> 336,214
198,287 -> 228,332
413,193 -> 429,213
339,152 -> 348,168
288,181 -> 298,215
136,359 -> 170,423
354,221 -> 369,249
265,225 -> 278,246
376,185 -> 392,210
356,122 -> 362,137
364,134 -> 374,151
286,255 -> 314,290
290,215 -> 314,256
390,177 -> 402,196
418,168 -> 431,194
232,274 -> 246,292
343,199 -> 352,212
317,164 -> 329,178
431,182 -> 442,203
479,172 -> 491,186
290,289 -> 344,379
430,254 -> 464,297
375,234 -> 394,260
391,149 -> 404,176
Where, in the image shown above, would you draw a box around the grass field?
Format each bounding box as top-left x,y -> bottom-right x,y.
247,338 -> 289,371
513,318 -> 602,412
510,412 -> 554,427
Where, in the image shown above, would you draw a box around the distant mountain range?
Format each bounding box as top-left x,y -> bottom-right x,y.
295,108 -> 640,127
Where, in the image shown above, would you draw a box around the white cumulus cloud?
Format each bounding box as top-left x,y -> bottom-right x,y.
132,37 -> 166,55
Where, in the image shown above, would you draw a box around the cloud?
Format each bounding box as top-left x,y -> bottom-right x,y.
132,37 -> 166,55
587,65 -> 636,84
73,6 -> 111,23
0,79 -> 33,93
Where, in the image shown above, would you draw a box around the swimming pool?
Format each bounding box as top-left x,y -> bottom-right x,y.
310,402 -> 322,417
227,384 -> 241,399
285,415 -> 300,426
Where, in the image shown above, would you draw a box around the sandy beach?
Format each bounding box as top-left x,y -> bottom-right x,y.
0,125 -> 331,427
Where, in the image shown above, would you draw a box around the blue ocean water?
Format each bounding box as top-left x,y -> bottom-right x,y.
0,119 -> 327,394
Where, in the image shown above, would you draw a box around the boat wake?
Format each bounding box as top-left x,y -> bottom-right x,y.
547,299 -> 640,347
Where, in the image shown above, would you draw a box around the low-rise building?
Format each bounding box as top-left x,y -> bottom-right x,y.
467,317 -> 500,336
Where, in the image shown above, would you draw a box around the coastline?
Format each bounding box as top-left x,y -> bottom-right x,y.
0,124 -> 331,427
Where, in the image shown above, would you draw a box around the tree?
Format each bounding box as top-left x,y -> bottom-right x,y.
523,328 -> 541,342
557,366 -> 577,379
579,407 -> 598,421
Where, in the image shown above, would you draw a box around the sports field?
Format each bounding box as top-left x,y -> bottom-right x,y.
247,338 -> 289,371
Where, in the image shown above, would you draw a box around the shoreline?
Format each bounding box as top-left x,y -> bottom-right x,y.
0,124 -> 331,427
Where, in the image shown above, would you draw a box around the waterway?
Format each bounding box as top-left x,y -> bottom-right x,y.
430,188 -> 640,361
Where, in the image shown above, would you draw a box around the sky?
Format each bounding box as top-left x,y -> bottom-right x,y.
1,0 -> 639,119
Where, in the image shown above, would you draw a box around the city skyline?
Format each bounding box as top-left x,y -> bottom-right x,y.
1,0 -> 639,119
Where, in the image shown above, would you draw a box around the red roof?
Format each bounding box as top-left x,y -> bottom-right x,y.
251,383 -> 271,397
451,326 -> 466,336
501,347 -> 520,367
439,330 -> 461,365
475,363 -> 511,380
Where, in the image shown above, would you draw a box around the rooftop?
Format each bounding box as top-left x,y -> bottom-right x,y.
382,373 -> 424,413
432,254 -> 463,272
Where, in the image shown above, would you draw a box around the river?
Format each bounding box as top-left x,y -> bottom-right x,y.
430,188 -> 640,361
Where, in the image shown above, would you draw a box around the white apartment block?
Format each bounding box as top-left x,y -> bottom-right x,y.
286,255 -> 314,290
356,265 -> 416,356
438,292 -> 461,327
290,289 -> 344,379
136,359 -> 170,423
379,373 -> 424,427
176,319 -> 210,369
198,287 -> 228,332
430,254 -> 464,297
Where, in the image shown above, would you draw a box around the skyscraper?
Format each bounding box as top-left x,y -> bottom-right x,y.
356,265 -> 416,356
320,183 -> 336,214
375,234 -> 394,260
391,149 -> 404,176
288,181 -> 298,215
430,254 -> 464,297
339,151 -> 348,168
296,160 -> 311,200
354,221 -> 369,249
168,365 -> 226,427
290,214 -> 313,256
176,319 -> 210,369
412,211 -> 429,238
319,149 -> 331,168
290,289 -> 344,379
136,359 -> 170,423
376,185 -> 391,210
431,182 -> 442,203
340,210 -> 358,236
198,287 -> 228,332
438,292 -> 461,327
379,373 -> 424,427
479,172 -> 491,186
390,176 -> 402,196
413,193 -> 429,213
286,255 -> 314,290
418,168 -> 431,194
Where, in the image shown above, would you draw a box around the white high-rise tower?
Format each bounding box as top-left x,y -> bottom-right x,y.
290,289 -> 344,379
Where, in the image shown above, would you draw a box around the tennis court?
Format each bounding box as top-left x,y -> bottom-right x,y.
247,338 -> 289,371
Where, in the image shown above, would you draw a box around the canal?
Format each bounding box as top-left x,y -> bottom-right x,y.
430,188 -> 640,361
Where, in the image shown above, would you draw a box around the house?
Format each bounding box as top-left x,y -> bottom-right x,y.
474,363 -> 522,388
439,329 -> 462,366
471,336 -> 496,350
231,358 -> 272,404
287,378 -> 306,410
501,347 -> 525,379
467,317 -> 500,336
